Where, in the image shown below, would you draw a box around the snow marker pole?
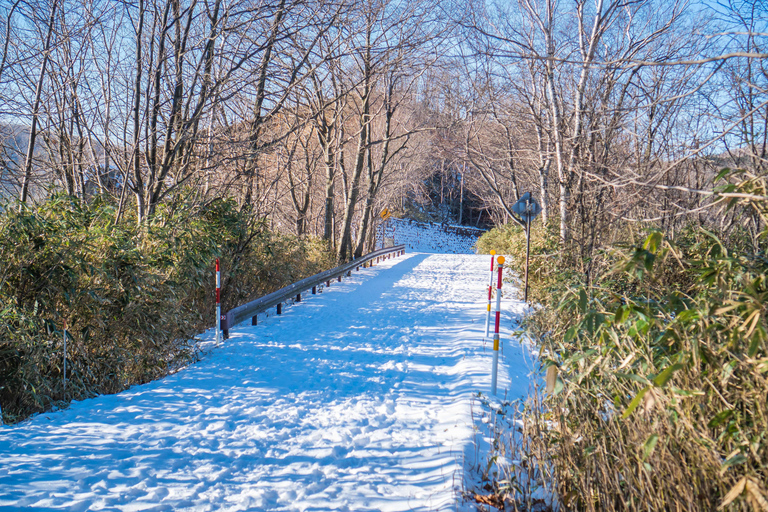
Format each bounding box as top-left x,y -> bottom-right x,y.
484,250 -> 496,337
491,256 -> 505,395
63,322 -> 67,389
215,259 -> 221,346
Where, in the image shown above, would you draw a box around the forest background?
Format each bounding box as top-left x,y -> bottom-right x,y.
0,0 -> 766,510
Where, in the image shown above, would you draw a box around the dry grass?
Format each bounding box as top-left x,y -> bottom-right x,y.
476,172 -> 768,511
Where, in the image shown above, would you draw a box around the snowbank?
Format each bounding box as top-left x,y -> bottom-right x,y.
377,218 -> 484,254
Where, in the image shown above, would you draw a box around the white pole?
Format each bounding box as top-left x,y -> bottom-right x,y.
215,259 -> 221,346
63,325 -> 67,389
491,256 -> 505,395
484,250 -> 496,338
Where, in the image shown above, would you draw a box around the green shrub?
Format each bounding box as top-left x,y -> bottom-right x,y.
483,173 -> 768,511
476,221 -> 584,303
0,194 -> 333,424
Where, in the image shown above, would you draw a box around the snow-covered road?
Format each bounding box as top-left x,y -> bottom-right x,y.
0,253 -> 533,511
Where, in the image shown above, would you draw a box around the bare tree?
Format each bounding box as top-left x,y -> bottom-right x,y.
18,0 -> 60,208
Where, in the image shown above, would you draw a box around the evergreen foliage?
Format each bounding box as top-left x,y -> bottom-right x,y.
0,194 -> 333,424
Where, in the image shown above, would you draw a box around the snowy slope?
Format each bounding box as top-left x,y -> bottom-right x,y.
377,218 -> 484,254
0,253 -> 533,512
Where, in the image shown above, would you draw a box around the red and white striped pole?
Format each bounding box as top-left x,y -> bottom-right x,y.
215,258 -> 221,346
491,256 -> 505,395
484,250 -> 496,338
63,321 -> 67,389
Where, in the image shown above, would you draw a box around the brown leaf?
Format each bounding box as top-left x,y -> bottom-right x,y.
474,493 -> 505,510
546,365 -> 558,394
643,388 -> 656,415
719,477 -> 746,510
746,479 -> 768,512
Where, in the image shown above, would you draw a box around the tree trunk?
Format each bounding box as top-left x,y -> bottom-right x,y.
337,46 -> 371,262
19,0 -> 59,209
319,122 -> 335,242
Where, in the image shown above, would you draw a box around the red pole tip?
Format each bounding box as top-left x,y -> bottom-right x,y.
216,258 -> 220,271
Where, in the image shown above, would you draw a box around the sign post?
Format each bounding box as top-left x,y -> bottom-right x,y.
491,256 -> 505,395
512,193 -> 542,303
484,250 -> 496,338
379,208 -> 392,249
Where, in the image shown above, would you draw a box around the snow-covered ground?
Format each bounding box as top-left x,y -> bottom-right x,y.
0,252 -> 534,512
378,219 -> 484,254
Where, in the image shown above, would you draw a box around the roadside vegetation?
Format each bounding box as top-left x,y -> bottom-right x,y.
476,170 -> 767,511
0,194 -> 333,424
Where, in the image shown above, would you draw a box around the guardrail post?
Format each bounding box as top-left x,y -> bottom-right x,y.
252,315 -> 257,326
296,293 -> 301,302
326,280 -> 330,287
491,256 -> 505,395
337,275 -> 342,282
484,250 -> 496,338
312,286 -> 317,294
277,303 -> 282,315
215,259 -> 221,346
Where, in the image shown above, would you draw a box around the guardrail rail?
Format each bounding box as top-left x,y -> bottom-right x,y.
221,244 -> 406,337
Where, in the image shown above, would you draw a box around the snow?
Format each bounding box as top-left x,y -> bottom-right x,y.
0,252 -> 533,511
378,218 -> 484,254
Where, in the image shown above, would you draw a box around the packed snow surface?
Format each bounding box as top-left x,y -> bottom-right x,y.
378,218 -> 484,254
0,253 -> 533,511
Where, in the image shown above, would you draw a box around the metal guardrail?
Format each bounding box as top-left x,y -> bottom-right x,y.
221,244 -> 406,337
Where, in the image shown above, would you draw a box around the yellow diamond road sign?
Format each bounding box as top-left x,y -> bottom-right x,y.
380,208 -> 391,220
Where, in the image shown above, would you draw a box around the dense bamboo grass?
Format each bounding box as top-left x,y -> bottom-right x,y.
0,193 -> 333,424
476,172 -> 768,511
